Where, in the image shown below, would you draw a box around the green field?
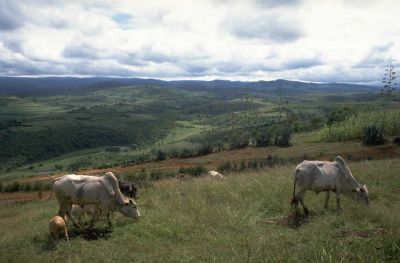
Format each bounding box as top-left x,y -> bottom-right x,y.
1,158 -> 399,262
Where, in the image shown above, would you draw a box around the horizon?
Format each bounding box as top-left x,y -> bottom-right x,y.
0,0 -> 399,85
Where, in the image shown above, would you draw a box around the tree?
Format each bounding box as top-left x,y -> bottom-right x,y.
381,61 -> 397,136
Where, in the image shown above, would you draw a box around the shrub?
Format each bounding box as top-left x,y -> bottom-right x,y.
4,181 -> 20,192
229,140 -> 248,150
255,133 -> 271,147
217,162 -> 233,173
105,147 -> 121,152
363,125 -> 385,145
178,166 -> 207,176
0,181 -> 3,192
197,145 -> 213,156
155,150 -> 167,161
276,127 -> 292,147
180,149 -> 195,158
22,183 -> 32,192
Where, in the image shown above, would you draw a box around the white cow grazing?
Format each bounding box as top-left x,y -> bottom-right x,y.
291,156 -> 369,215
207,170 -> 224,179
53,172 -> 140,227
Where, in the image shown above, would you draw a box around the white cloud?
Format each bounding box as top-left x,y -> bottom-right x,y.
0,0 -> 399,84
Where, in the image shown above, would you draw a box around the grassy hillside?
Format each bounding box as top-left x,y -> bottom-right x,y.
1,158 -> 399,262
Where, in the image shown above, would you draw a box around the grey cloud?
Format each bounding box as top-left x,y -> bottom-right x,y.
140,46 -> 179,64
227,17 -> 303,43
0,1 -> 24,31
62,44 -> 100,59
355,43 -> 393,69
284,57 -> 322,70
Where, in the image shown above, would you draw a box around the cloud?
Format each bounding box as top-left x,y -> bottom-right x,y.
0,0 -> 399,84
254,0 -> 302,7
227,17 -> 303,42
284,57 -> 323,70
0,1 -> 24,31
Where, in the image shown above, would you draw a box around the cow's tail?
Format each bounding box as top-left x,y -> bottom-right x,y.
43,176 -> 62,201
290,169 -> 299,206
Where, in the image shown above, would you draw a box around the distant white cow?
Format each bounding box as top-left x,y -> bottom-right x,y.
207,170 -> 224,179
291,156 -> 369,215
52,172 -> 140,227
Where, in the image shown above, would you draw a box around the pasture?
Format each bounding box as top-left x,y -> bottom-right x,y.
1,158 -> 399,262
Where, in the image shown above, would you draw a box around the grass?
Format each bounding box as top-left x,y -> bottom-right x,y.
1,158 -> 399,262
320,108 -> 400,142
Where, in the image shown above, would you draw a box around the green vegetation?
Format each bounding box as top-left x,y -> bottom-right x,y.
1,79 -> 399,180
1,159 -> 399,262
320,109 -> 400,142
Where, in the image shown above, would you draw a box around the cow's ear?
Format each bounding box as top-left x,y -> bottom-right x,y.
352,188 -> 359,193
359,187 -> 364,192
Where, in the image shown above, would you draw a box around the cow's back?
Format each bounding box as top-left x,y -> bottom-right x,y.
295,161 -> 342,190
53,174 -> 105,205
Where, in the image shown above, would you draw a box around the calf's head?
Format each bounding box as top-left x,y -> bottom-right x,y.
119,199 -> 140,219
352,184 -> 369,207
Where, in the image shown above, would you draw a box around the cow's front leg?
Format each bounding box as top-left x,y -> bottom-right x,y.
107,211 -> 112,227
324,191 -> 331,209
89,210 -> 97,228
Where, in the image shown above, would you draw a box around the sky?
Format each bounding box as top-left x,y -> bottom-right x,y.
0,0 -> 399,84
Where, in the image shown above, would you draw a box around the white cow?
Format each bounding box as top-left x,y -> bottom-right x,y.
291,156 -> 369,215
207,170 -> 224,179
53,172 -> 140,227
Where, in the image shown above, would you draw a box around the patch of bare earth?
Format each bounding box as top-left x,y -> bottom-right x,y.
0,190 -> 50,204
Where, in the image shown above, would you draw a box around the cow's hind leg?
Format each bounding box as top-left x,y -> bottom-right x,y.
324,191 -> 331,209
294,190 -> 309,216
67,205 -> 81,228
295,190 -> 309,216
335,192 -> 342,210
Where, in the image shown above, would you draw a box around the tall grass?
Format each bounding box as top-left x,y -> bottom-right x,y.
1,159 -> 400,262
320,109 -> 400,142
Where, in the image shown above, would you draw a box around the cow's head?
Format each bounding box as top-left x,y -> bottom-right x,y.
352,184 -> 369,207
119,198 -> 140,219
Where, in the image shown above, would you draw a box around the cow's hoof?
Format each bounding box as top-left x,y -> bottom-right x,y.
304,208 -> 309,216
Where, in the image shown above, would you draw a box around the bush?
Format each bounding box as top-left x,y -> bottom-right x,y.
155,150 -> 167,161
363,125 -> 385,145
255,133 -> 271,147
31,181 -> 43,191
276,127 -> 292,147
217,162 -> 233,173
178,166 -> 207,176
197,145 -> 213,156
22,183 -> 31,192
0,181 -> 3,192
229,140 -> 248,150
105,147 -> 121,152
180,149 -> 195,158
3,181 -> 20,192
